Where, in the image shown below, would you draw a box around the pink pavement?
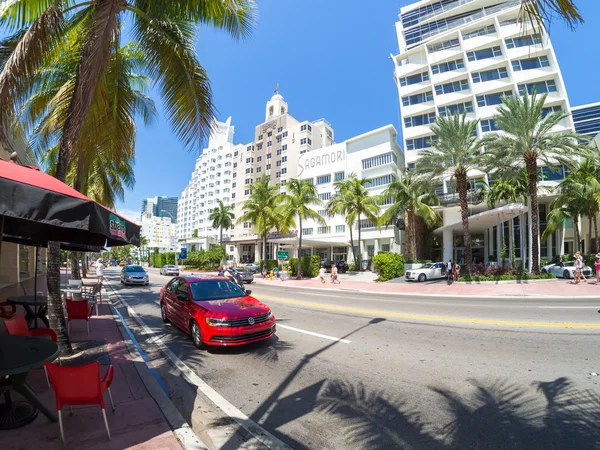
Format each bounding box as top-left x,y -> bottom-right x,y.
251,275 -> 600,297
2,303 -> 182,450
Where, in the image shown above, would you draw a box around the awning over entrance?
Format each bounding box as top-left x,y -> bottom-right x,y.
435,203 -> 528,234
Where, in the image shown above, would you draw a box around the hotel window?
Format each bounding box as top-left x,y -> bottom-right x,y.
282,144 -> 287,151
244,178 -> 252,184
276,160 -> 282,167
246,145 -> 253,151
402,91 -> 433,107
257,143 -> 263,150
276,136 -> 282,143
481,119 -> 499,132
334,172 -> 345,181
317,226 -> 331,235
224,162 -> 232,167
301,124 -> 307,131
359,220 -> 376,229
267,153 -> 272,159
518,80 -> 557,95
244,189 -> 250,195
512,56 -> 550,71
282,168 -> 287,174
267,141 -> 272,147
318,192 -> 331,201
381,243 -> 391,252
317,174 -> 331,184
438,101 -> 473,116
308,124 -> 312,131
318,209 -> 328,217
276,171 -> 281,178
466,46 -> 502,62
257,135 -> 263,141
267,131 -> 272,137
427,38 -> 460,53
307,138 -> 312,145
243,222 -> 251,228
434,78 -> 469,95
472,67 -> 508,83
362,152 -> 397,169
365,175 -> 394,188
431,58 -> 464,74
281,156 -> 287,162
257,166 -> 262,173
505,34 -> 542,49
542,105 -> 562,118
462,24 -> 495,40
266,164 -> 271,170
233,162 -> 237,168
302,228 -> 314,235
276,149 -> 282,156
500,17 -> 519,26
232,182 -> 236,188
234,151 -> 239,156
282,131 -> 288,138
406,136 -> 437,150
245,157 -> 253,163
300,138 -> 307,145
335,225 -> 345,233
257,156 -> 262,162
407,162 -> 416,170
399,71 -> 430,87
277,127 -> 283,132
539,166 -> 567,181
404,112 -> 436,128
245,168 -> 253,174
476,90 -> 512,107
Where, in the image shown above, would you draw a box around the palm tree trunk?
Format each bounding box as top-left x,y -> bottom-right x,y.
297,216 -> 303,279
348,220 -> 357,270
80,253 -> 87,278
357,213 -> 362,270
456,172 -> 472,275
262,234 -> 267,269
404,209 -> 413,261
594,215 -> 598,254
410,208 -> 417,260
525,156 -> 540,274
70,252 -> 80,280
47,241 -> 71,355
588,213 -> 593,254
574,217 -> 580,253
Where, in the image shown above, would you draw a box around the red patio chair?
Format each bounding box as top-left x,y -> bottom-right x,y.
5,315 -> 59,386
0,301 -> 16,319
44,361 -> 115,443
65,300 -> 93,336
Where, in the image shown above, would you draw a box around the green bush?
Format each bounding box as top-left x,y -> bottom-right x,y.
289,258 -> 298,276
459,272 -> 555,282
348,264 -> 357,272
373,253 -> 405,281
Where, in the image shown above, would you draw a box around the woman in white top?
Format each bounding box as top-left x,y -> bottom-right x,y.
95,258 -> 105,282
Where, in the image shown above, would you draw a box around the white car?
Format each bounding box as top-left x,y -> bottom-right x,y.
405,262 -> 447,282
160,265 -> 179,276
541,261 -> 592,279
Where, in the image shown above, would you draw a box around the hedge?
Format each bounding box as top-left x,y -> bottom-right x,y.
373,252 -> 405,281
287,256 -> 320,277
182,245 -> 226,270
459,272 -> 555,282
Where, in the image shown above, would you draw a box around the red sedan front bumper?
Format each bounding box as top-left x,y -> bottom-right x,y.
203,317 -> 276,347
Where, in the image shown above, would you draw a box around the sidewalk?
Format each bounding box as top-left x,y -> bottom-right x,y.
2,291 -> 185,449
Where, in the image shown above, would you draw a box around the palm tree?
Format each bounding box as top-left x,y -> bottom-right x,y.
237,176 -> 283,264
281,179 -> 326,279
327,174 -> 380,270
379,173 -> 440,261
574,158 -> 600,253
484,91 -> 589,273
417,112 -> 483,275
520,0 -> 583,32
209,200 -> 235,247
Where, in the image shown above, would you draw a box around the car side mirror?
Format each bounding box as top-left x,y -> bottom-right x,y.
176,293 -> 188,302
245,289 -> 252,295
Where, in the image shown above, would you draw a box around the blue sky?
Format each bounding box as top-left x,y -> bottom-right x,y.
117,0 -> 600,221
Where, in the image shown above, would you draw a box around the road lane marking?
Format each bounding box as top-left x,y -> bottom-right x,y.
107,282 -> 292,450
300,292 -> 345,298
277,324 -> 351,343
257,295 -> 600,329
539,306 -> 600,309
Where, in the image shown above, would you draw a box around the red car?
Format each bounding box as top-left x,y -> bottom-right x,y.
160,276 -> 276,349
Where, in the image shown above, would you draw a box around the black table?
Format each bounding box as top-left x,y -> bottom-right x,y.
0,335 -> 60,429
7,296 -> 49,328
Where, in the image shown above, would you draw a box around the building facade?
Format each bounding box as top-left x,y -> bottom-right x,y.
140,196 -> 179,223
571,102 -> 600,140
140,213 -> 178,253
392,0 -> 577,266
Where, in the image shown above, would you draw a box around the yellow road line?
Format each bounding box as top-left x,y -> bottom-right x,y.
256,294 -> 600,329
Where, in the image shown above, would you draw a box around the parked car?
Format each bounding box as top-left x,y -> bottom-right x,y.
541,261 -> 591,279
160,265 -> 180,276
119,260 -> 127,266
160,276 -> 276,349
322,261 -> 348,273
219,268 -> 254,284
120,265 -> 149,285
405,262 -> 447,282
242,263 -> 260,273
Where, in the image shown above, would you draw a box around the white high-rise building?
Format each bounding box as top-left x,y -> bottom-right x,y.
140,213 -> 177,253
177,117 -> 243,251
392,0 -> 576,265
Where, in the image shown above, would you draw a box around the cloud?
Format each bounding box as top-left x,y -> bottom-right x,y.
116,208 -> 140,224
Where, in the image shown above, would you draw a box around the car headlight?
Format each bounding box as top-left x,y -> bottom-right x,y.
206,317 -> 230,327
267,310 -> 273,320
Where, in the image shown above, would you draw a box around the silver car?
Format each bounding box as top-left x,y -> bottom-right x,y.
160,265 -> 179,276
541,262 -> 592,279
405,262 -> 447,282
121,265 -> 149,285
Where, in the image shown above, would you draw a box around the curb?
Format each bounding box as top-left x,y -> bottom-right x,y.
250,279 -> 600,300
104,283 -> 209,450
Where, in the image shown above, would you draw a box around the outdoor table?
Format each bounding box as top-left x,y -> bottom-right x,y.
7,296 -> 49,329
0,335 -> 60,429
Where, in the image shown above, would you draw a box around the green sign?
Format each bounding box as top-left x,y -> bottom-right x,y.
277,251 -> 289,260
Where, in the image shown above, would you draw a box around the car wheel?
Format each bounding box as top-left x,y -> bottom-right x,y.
418,273 -> 427,282
189,321 -> 207,350
563,270 -> 570,279
161,302 -> 170,323
120,279 -> 124,284
541,269 -> 547,274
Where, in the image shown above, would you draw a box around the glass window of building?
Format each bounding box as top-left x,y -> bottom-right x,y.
317,174 -> 331,184
438,101 -> 473,116
505,34 -> 542,49
476,90 -> 513,107
512,56 -> 550,71
404,112 -> 437,128
466,46 -> 502,62
471,67 -> 508,83
481,119 -> 499,133
434,78 -> 469,95
402,91 -> 434,107
334,172 -> 345,181
399,71 -> 430,87
518,80 -> 557,95
431,58 -> 464,74
462,24 -> 495,40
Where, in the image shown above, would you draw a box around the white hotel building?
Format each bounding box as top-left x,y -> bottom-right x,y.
392,0 -> 579,266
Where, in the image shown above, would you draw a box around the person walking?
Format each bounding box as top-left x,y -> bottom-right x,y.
595,253 -> 600,283
331,265 -> 340,284
454,263 -> 461,282
95,258 -> 105,283
319,266 -> 326,283
573,252 -> 582,284
447,260 -> 453,283
577,251 -> 587,283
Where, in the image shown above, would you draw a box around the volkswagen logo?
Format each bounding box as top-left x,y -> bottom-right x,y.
248,317 -> 255,325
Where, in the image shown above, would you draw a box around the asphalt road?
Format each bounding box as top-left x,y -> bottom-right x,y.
105,267 -> 600,450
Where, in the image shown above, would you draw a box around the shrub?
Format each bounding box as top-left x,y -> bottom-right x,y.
459,271 -> 555,282
289,258 -> 298,276
348,264 -> 357,272
300,255 -> 321,278
373,253 -> 405,281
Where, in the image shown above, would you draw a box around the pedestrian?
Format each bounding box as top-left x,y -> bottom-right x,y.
319,266 -> 326,283
331,265 -> 340,284
595,253 -> 600,283
262,267 -> 267,279
447,260 -> 453,283
274,266 -> 279,279
95,258 -> 105,283
573,252 -> 582,284
454,263 -> 461,281
575,251 -> 587,283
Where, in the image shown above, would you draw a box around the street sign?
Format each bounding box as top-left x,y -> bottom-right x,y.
180,248 -> 187,260
277,251 -> 289,259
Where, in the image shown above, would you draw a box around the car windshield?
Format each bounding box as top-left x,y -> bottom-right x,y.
189,280 -> 247,301
126,266 -> 145,272
165,265 -> 176,269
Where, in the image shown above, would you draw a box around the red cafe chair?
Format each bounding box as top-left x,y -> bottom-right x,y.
65,299 -> 93,336
0,301 -> 16,319
44,361 -> 115,443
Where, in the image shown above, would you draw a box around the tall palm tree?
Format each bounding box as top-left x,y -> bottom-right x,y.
237,176 -> 283,264
208,200 -> 235,247
417,112 -> 483,275
484,91 -> 589,273
327,178 -> 359,268
520,0 -> 583,32
574,157 -> 600,253
139,235 -> 149,263
281,179 -> 326,279
379,173 -> 440,261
